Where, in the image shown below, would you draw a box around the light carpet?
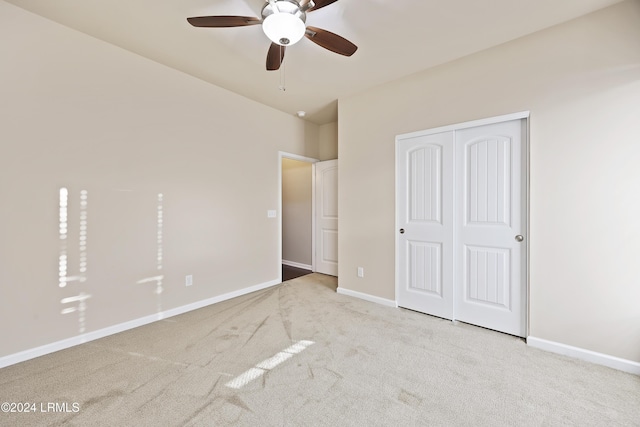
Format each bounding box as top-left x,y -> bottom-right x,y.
0,273 -> 638,426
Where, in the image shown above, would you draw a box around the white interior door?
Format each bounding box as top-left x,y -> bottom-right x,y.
454,120 -> 526,336
315,160 -> 338,276
396,115 -> 527,337
397,132 -> 454,319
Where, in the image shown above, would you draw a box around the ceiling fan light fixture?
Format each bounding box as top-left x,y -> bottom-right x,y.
262,13 -> 306,46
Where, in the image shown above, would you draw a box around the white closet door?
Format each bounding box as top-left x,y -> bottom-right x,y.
454,119 -> 526,337
397,132 -> 454,319
396,115 -> 527,337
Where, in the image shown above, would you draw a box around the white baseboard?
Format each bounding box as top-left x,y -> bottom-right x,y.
336,287 -> 398,308
0,278 -> 281,369
527,336 -> 640,376
282,260 -> 312,271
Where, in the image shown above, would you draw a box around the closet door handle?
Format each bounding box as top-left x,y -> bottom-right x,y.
399,229 -> 405,234
515,235 -> 524,242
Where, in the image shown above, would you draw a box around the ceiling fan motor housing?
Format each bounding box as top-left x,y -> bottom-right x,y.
262,0 -> 307,46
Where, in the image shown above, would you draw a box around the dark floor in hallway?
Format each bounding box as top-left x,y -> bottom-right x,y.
282,264 -> 312,281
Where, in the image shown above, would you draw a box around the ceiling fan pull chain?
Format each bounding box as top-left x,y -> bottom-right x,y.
279,46 -> 286,91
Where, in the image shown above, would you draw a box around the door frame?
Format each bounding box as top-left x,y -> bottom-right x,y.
278,152 -> 319,282
395,111 -> 530,336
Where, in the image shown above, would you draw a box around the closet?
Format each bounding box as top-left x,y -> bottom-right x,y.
396,113 -> 528,337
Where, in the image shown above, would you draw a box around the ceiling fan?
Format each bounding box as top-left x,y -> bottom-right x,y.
187,0 -> 357,71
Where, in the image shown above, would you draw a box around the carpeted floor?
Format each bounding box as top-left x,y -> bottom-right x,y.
0,273 -> 638,426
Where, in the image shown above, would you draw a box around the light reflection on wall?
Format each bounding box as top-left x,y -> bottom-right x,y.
79,190 -> 88,275
61,292 -> 91,335
157,193 -> 163,280
58,187 -> 91,335
58,188 -> 68,288
137,193 -> 165,316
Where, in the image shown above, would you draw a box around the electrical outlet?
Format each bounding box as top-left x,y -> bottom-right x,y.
185,275 -> 193,286
357,267 -> 364,278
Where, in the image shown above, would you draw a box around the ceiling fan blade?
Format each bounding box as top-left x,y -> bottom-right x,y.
306,0 -> 339,12
305,26 -> 357,56
187,16 -> 261,28
266,43 -> 286,71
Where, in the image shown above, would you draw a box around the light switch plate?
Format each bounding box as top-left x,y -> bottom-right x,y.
267,210 -> 277,218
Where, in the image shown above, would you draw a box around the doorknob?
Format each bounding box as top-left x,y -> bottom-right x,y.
399,229 -> 405,234
515,235 -> 524,242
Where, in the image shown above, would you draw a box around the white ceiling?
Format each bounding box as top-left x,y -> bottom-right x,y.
6,0 -> 623,124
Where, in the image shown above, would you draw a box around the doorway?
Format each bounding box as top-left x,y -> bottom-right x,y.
395,113 -> 529,337
279,153 -> 317,281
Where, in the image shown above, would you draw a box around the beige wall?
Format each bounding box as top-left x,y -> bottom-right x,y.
338,0 -> 640,363
318,122 -> 338,161
0,2 -> 314,358
282,158 -> 312,266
